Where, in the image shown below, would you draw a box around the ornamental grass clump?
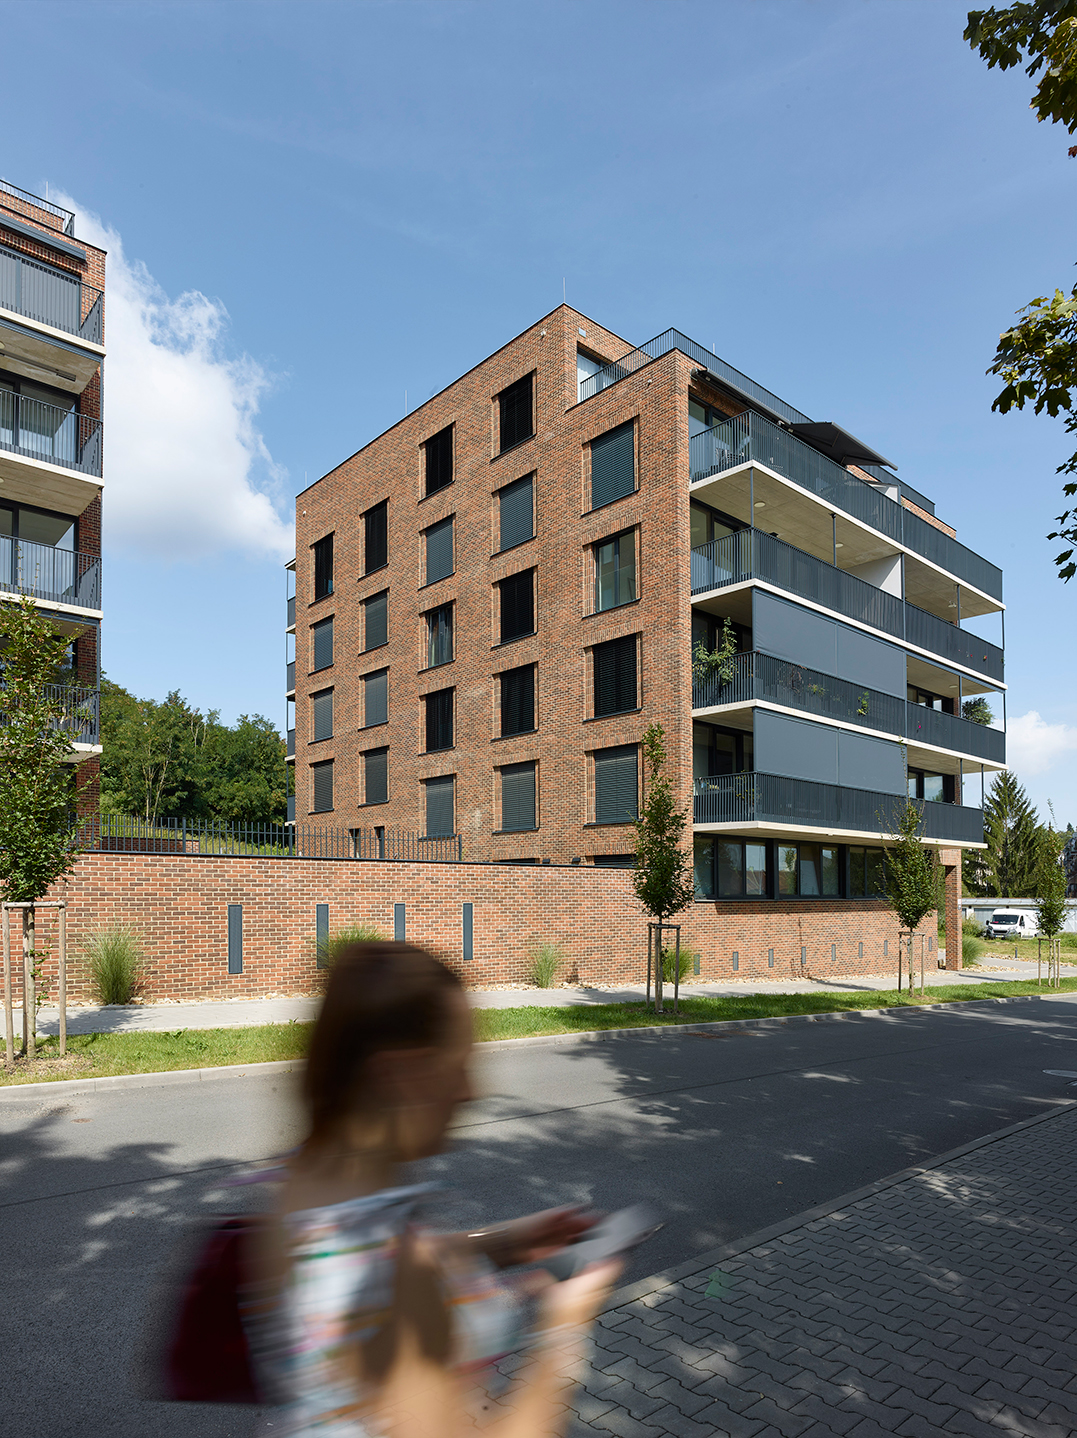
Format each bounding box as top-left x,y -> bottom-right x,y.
84,923 -> 145,1005
529,942 -> 563,989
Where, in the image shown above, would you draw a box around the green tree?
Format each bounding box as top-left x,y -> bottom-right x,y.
965,3 -> 1077,578
1034,824 -> 1068,940
883,800 -> 942,988
632,724 -> 695,1011
962,696 -> 995,726
966,771 -> 1042,896
200,713 -> 288,825
0,599 -> 85,1062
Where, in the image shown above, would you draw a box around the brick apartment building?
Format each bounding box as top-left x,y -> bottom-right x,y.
286,306 -> 1002,921
0,179 -> 104,805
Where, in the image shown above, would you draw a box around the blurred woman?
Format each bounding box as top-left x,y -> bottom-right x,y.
245,941 -> 619,1437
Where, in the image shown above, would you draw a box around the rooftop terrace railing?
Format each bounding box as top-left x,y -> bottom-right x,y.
690,529 -> 1004,682
0,535 -> 101,609
693,771 -> 984,844
0,180 -> 76,236
690,412 -> 1003,601
578,328 -> 810,425
0,390 -> 102,476
77,816 -> 464,861
0,243 -> 102,343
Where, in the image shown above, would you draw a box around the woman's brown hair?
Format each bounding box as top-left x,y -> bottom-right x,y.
302,941 -> 464,1144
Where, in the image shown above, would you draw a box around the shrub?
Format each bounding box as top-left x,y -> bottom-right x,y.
962,917 -> 985,939
529,942 -> 563,988
84,923 -> 145,1005
316,923 -> 385,970
661,946 -> 695,983
1061,932 -> 1077,951
962,933 -> 983,967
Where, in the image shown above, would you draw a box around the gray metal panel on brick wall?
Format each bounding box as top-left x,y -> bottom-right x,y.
462,902 -> 473,961
313,617 -> 333,671
499,475 -> 533,550
312,689 -> 333,742
365,591 -> 388,650
754,710 -> 838,785
590,422 -> 635,509
394,903 -> 406,941
364,669 -> 388,726
316,903 -> 329,968
425,775 -> 454,837
752,591 -> 838,674
425,517 -> 454,584
594,744 -> 638,823
227,904 -> 243,975
501,761 -> 536,831
837,729 -> 906,795
836,624 -> 905,698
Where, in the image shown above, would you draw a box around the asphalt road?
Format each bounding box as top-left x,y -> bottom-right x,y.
3,995 -> 1077,1436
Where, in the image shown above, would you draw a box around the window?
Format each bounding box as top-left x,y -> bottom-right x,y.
577,350 -> 604,401
907,686 -> 954,715
694,837 -> 716,898
591,853 -> 635,868
363,669 -> 388,727
424,425 -> 453,496
364,747 -> 388,805
499,474 -> 534,551
313,535 -> 334,600
500,761 -> 537,832
908,768 -> 954,803
849,846 -> 886,898
311,688 -> 333,742
426,603 -> 453,667
312,616 -> 334,672
498,375 -> 533,452
590,421 -> 635,509
688,399 -> 724,437
312,759 -> 334,813
594,745 -> 638,824
424,516 -> 454,585
425,775 -> 455,836
0,500 -> 75,549
364,501 -> 388,573
593,635 -> 637,717
693,722 -> 752,779
779,843 -> 842,897
499,569 -> 534,643
595,531 -> 636,611
425,688 -> 454,752
690,501 -> 736,550
500,664 -> 535,736
364,591 -> 388,651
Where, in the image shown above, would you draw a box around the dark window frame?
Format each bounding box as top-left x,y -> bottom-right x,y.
593,634 -> 638,718
311,758 -> 334,814
311,687 -> 334,743
592,744 -> 639,826
363,590 -> 389,652
424,425 -> 454,498
424,773 -> 455,838
313,534 -> 334,601
423,514 -> 455,587
588,420 -> 636,511
594,529 -> 637,613
362,668 -> 389,728
424,687 -> 455,753
497,473 -> 535,553
497,568 -> 535,645
498,374 -> 535,454
362,746 -> 389,806
311,616 -> 334,673
498,760 -> 538,833
364,501 -> 388,575
499,663 -> 536,738
425,602 -> 454,669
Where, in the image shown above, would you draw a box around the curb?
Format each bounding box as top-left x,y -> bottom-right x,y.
0,992 -> 1056,1098
599,1096 -> 1077,1316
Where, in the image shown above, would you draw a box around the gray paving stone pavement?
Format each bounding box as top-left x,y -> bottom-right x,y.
502,1103 -> 1077,1437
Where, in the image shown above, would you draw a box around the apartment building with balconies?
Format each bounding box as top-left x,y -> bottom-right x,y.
288,307 -> 999,920
0,180 -> 104,802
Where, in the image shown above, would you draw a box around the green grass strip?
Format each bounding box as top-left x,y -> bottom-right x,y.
3,978 -> 1077,1086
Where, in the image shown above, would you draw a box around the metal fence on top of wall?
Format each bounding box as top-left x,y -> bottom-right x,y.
77,815 -> 464,862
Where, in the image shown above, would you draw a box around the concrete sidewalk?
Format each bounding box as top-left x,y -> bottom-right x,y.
9,956 -> 1064,1035
508,1101 -> 1077,1438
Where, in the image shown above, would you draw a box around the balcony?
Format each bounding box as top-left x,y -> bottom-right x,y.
0,244 -> 103,344
0,535 -> 100,609
286,728 -> 295,759
0,391 -> 102,476
692,651 -> 1006,764
286,660 -> 295,694
287,595 -> 295,629
693,771 -> 984,845
690,412 -> 1003,602
691,529 -> 1004,683
1,683 -> 99,746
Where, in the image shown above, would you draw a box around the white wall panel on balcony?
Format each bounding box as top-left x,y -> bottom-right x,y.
844,552 -> 902,597
752,591 -> 904,698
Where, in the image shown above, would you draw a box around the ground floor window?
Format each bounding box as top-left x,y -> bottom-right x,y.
694,837 -> 887,900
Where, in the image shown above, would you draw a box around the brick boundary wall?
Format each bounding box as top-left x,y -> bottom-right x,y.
0,854 -> 936,1005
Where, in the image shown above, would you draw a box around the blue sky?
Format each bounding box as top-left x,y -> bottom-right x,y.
4,0 -> 1075,820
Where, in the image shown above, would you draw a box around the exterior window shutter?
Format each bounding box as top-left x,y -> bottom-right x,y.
364,748 -> 388,804
313,617 -> 334,671
499,570 -> 534,642
425,775 -> 454,837
364,502 -> 388,572
594,635 -> 637,717
424,426 -> 454,496
499,475 -> 534,551
501,761 -> 536,832
312,689 -> 333,741
594,745 -> 638,824
312,760 -> 334,813
499,375 -> 533,452
365,591 -> 388,650
426,689 -> 454,751
425,517 -> 454,584
364,669 -> 388,726
590,422 -> 635,509
500,665 -> 535,736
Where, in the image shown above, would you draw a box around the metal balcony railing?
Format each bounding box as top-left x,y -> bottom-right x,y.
0,181 -> 76,236
286,728 -> 295,758
0,391 -> 102,476
906,702 -> 1006,764
0,244 -> 103,343
0,683 -> 99,746
689,412 -> 1003,601
0,535 -> 100,608
693,771 -> 984,844
286,661 -> 295,693
287,595 -> 296,628
690,529 -> 1004,682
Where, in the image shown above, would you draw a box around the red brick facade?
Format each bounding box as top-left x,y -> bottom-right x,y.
6,853 -> 936,1005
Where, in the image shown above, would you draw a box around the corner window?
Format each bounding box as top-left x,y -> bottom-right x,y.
311,759 -> 334,813
364,591 -> 388,651
498,569 -> 534,643
425,774 -> 455,837
593,635 -> 637,718
500,761 -> 537,832
424,516 -> 454,585
426,603 -> 454,668
424,425 -> 453,497
311,616 -> 334,672
313,534 -> 334,600
498,474 -> 534,552
364,501 -> 388,574
498,375 -> 534,453
593,744 -> 638,825
425,688 -> 454,752
595,531 -> 636,611
500,664 -> 535,737
311,688 -> 333,742
364,747 -> 388,805
590,421 -> 635,509
363,669 -> 388,727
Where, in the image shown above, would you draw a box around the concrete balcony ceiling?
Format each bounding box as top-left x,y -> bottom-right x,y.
0,315 -> 103,394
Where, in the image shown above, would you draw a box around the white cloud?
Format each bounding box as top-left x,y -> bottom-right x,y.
57,195 -> 293,562
1006,711 -> 1077,778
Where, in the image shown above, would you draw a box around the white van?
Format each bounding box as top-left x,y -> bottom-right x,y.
984,910 -> 1032,940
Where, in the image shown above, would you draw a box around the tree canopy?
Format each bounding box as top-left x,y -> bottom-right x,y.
966,770 -> 1047,896
100,679 -> 287,825
632,724 -> 695,925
